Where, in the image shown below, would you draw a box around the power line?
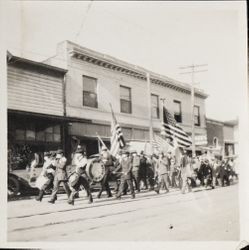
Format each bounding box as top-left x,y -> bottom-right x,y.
75,1 -> 94,42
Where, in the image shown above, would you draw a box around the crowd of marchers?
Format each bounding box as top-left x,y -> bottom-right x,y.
33,146 -> 238,206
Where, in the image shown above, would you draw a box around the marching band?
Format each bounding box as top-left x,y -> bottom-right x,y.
34,145 -> 238,206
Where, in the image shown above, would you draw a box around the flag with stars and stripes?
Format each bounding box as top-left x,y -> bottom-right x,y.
152,133 -> 173,153
161,106 -> 192,148
110,106 -> 126,156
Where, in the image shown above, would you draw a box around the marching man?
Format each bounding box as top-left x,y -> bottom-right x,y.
97,146 -> 115,199
68,146 -> 93,205
48,149 -> 71,204
114,150 -> 135,199
35,151 -> 55,202
154,151 -> 170,194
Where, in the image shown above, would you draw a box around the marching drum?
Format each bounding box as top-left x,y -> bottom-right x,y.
86,158 -> 106,183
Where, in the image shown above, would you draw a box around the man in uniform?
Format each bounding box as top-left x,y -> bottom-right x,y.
131,150 -> 141,192
35,151 -> 55,201
139,151 -> 148,190
48,149 -> 71,204
68,147 -> 93,205
114,150 -> 135,199
97,146 -> 115,198
155,151 -> 170,194
180,149 -> 192,194
219,159 -> 231,187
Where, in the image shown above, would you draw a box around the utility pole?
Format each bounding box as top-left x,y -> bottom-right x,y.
160,98 -> 166,137
179,64 -> 208,157
146,72 -> 153,155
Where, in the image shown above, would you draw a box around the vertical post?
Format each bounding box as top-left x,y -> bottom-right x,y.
146,72 -> 153,155
191,67 -> 196,157
160,98 -> 166,136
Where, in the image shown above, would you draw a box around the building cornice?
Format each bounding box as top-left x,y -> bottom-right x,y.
68,44 -> 208,99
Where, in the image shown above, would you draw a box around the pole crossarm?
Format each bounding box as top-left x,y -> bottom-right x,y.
179,69 -> 208,75
179,63 -> 208,158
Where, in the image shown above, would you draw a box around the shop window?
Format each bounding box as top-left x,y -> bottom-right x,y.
225,143 -> 234,156
173,100 -> 182,123
15,129 -> 25,140
14,125 -> 61,143
83,75 -> 98,108
151,94 -> 159,119
194,106 -> 200,126
120,85 -> 132,114
36,131 -> 45,141
26,130 -> 36,141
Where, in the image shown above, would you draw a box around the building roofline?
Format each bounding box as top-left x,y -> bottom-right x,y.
206,117 -> 238,126
64,40 -> 208,99
7,51 -> 68,74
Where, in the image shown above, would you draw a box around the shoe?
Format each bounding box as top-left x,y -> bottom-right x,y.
107,194 -> 113,198
68,200 -> 74,205
115,195 -> 121,200
35,197 -> 41,202
131,194 -> 135,199
88,196 -> 93,204
155,189 -> 159,194
48,200 -> 55,204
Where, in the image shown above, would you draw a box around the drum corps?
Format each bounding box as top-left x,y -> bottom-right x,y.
34,145 -> 238,206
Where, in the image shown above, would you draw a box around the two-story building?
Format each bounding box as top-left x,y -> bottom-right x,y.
7,52 -> 68,167
44,40 -> 208,156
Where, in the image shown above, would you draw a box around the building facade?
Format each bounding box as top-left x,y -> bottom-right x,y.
45,40 -> 208,156
7,52 -> 68,168
206,118 -> 238,158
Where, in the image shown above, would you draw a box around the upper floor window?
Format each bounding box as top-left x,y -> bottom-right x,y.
151,94 -> 159,119
120,86 -> 132,114
83,75 -> 98,108
173,100 -> 182,123
194,105 -> 200,126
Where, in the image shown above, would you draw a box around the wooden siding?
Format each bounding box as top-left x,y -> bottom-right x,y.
8,66 -> 64,116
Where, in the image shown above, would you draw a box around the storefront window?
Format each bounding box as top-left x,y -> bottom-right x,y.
15,129 -> 25,140
14,125 -> 61,143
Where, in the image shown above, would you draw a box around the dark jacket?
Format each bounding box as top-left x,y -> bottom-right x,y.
115,157 -> 132,180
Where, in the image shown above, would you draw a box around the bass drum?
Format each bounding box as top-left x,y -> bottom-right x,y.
86,158 -> 106,183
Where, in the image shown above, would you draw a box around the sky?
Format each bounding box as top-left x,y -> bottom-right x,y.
4,1 -> 246,121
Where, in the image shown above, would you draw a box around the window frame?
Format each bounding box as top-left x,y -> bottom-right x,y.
194,105 -> 201,126
82,75 -> 98,108
120,85 -> 132,114
151,94 -> 160,119
173,100 -> 182,123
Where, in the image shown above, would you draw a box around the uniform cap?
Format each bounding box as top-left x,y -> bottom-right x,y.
44,151 -> 51,157
75,147 -> 84,153
56,149 -> 64,154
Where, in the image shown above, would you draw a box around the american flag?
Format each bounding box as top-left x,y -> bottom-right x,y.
152,133 -> 173,153
161,106 -> 192,148
110,106 -> 126,156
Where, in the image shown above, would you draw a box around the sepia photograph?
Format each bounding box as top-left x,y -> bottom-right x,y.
0,1 -> 248,249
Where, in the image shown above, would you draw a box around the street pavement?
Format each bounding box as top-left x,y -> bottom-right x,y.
7,183 -> 239,241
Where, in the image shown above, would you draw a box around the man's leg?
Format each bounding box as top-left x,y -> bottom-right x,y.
116,176 -> 125,198
162,174 -> 169,192
127,179 -> 135,198
49,178 -> 60,203
81,177 -> 93,203
68,187 -> 77,205
62,181 -> 71,198
97,173 -> 107,198
104,172 -> 112,197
